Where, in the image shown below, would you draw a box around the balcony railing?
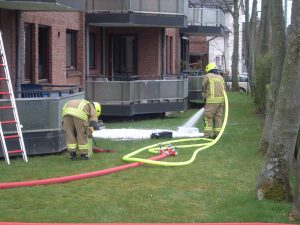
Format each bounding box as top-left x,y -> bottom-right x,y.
85,75 -> 188,104
188,8 -> 225,26
86,0 -> 188,16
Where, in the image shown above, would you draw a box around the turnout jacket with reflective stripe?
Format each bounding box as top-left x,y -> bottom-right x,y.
202,73 -> 225,103
62,99 -> 98,122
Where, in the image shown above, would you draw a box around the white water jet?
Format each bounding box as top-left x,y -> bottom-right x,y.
176,108 -> 204,134
182,108 -> 204,128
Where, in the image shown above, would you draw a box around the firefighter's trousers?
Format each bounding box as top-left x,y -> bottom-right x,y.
62,115 -> 89,155
204,103 -> 224,138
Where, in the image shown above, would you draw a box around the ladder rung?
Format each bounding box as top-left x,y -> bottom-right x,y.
0,105 -> 13,110
4,134 -> 19,139
8,150 -> 23,154
1,32 -> 28,164
1,120 -> 16,124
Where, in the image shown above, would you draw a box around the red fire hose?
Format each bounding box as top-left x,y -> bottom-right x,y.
0,154 -> 167,189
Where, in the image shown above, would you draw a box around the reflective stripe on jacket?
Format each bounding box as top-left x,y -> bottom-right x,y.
62,99 -> 91,122
202,73 -> 225,104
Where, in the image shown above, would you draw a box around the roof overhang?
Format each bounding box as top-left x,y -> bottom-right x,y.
180,25 -> 226,37
0,0 -> 85,11
86,13 -> 188,28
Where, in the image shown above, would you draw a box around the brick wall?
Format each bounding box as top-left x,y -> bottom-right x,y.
88,26 -> 102,77
19,11 -> 85,86
105,27 -> 162,78
189,36 -> 208,55
166,28 -> 180,74
1,10 -> 85,88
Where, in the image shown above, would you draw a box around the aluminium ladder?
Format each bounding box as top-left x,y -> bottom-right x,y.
0,31 -> 28,165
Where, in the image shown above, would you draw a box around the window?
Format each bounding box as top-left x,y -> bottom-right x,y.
24,23 -> 33,82
111,35 -> 137,80
89,33 -> 95,69
166,36 -> 173,74
66,30 -> 77,69
38,26 -> 49,80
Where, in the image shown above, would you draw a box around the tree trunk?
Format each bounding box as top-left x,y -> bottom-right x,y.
244,0 -> 250,92
254,0 -> 272,105
290,129 -> 300,221
231,0 -> 240,91
289,0 -> 300,220
258,0 -> 271,55
258,0 -> 286,154
256,0 -> 300,202
248,0 -> 258,95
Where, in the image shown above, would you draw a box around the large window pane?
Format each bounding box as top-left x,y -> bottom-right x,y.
24,23 -> 33,81
111,35 -> 137,80
66,30 -> 77,69
38,26 -> 49,80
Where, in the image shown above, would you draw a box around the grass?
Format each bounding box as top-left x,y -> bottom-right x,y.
0,93 -> 294,223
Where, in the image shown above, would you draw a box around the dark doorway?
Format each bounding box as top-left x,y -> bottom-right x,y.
110,35 -> 137,81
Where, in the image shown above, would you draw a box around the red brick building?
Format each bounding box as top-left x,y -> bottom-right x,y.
0,9 -> 85,88
0,9 -> 182,89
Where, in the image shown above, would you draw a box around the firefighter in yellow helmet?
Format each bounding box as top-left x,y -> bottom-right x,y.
62,100 -> 101,160
202,63 -> 225,138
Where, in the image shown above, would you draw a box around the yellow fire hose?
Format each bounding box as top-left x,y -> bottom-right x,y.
122,90 -> 228,166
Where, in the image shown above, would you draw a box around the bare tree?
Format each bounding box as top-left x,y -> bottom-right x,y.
253,0 -> 272,109
247,0 -> 258,94
256,0 -> 300,202
258,0 -> 286,155
258,0 -> 272,55
221,0 -> 240,91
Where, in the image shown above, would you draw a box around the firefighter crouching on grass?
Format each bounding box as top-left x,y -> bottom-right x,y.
62,100 -> 101,160
202,63 -> 225,138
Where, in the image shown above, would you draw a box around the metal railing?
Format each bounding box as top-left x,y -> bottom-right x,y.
188,8 -> 225,26
14,84 -> 83,98
86,74 -> 187,81
85,75 -> 188,104
85,0 -> 188,16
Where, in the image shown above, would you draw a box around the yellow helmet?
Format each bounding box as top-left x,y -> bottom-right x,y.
93,102 -> 101,117
205,63 -> 217,73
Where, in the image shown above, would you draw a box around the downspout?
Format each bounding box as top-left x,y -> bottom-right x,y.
15,10 -> 21,97
102,27 -> 105,76
161,28 -> 166,77
86,24 -> 89,79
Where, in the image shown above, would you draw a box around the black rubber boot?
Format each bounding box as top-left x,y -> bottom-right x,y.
70,151 -> 77,160
80,153 -> 89,160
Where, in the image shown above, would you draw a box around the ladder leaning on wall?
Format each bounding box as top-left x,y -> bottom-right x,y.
0,31 -> 28,165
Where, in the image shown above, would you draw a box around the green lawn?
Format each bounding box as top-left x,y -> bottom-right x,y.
0,93 -> 293,223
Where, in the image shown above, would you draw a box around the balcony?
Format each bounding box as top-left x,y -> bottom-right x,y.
0,85 -> 83,157
86,0 -> 188,28
186,75 -> 204,103
180,8 -> 226,36
85,75 -> 188,116
0,0 -> 85,10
